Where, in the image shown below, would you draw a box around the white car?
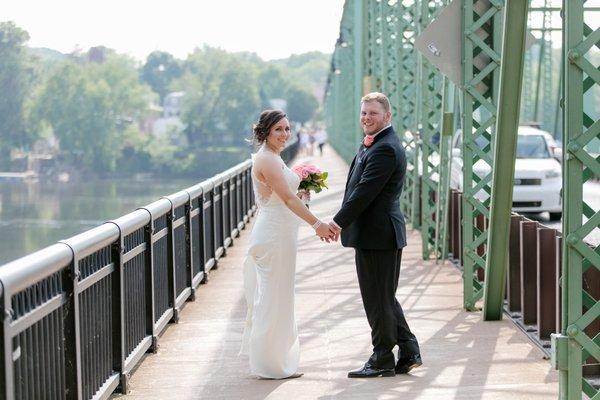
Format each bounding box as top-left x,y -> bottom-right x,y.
450,126 -> 562,220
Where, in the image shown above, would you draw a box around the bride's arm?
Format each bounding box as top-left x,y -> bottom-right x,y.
256,156 -> 336,238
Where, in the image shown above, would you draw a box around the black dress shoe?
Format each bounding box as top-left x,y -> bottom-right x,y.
395,354 -> 422,374
348,363 -> 395,378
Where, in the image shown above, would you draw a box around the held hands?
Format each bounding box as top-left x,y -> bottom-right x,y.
328,222 -> 341,242
314,220 -> 337,242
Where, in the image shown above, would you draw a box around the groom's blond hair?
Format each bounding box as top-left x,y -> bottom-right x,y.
361,92 -> 390,113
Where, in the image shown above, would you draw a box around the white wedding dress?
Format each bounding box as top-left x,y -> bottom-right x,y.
240,148 -> 302,378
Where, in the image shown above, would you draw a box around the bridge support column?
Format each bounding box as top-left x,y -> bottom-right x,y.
483,0 -> 529,321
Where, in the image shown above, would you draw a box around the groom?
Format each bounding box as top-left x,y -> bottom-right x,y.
329,92 -> 421,378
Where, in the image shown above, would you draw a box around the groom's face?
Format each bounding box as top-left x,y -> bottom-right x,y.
360,101 -> 391,136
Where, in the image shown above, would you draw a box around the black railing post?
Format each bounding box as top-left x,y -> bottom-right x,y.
139,200 -> 173,341
213,178 -> 224,262
241,168 -> 248,223
536,227 -> 558,341
507,215 -> 523,314
236,171 -> 243,232
63,253 -> 82,400
230,175 -> 238,238
1,281 -> 11,400
201,179 -> 216,281
142,210 -> 157,353
166,206 -> 177,323
185,184 -> 205,291
221,175 -> 232,250
111,233 -> 126,393
519,220 -> 539,326
185,196 -> 194,300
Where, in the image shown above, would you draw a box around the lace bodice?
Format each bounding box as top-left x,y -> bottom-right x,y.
251,149 -> 300,209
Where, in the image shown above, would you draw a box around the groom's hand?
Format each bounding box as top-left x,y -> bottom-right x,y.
328,221 -> 341,242
316,223 -> 337,242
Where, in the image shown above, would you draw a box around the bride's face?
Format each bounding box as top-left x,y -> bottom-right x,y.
266,118 -> 291,152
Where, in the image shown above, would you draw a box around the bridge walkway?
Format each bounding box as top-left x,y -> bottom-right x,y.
113,145 -> 558,400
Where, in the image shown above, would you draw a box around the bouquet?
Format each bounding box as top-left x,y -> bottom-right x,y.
292,164 -> 329,208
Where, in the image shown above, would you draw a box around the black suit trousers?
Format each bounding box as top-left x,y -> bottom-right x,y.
355,248 -> 420,369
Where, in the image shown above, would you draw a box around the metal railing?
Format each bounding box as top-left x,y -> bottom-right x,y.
0,142 -> 298,400
447,189 -> 600,378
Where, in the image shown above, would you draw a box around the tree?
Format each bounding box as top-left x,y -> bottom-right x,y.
176,47 -> 260,145
33,54 -> 154,172
257,65 -> 291,107
0,22 -> 33,165
141,51 -> 182,102
286,85 -> 318,124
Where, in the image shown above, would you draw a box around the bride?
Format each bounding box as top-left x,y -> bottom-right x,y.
240,110 -> 336,379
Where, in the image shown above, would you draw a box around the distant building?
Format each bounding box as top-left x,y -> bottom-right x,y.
163,92 -> 185,118
150,92 -> 186,145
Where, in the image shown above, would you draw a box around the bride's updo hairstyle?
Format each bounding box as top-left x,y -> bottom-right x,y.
252,110 -> 287,145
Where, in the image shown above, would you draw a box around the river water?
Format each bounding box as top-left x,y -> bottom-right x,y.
0,177 -> 204,265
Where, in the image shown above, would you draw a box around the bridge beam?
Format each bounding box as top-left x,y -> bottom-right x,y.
483,0 -> 530,321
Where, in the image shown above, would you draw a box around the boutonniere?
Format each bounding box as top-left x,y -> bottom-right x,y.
363,135 -> 375,147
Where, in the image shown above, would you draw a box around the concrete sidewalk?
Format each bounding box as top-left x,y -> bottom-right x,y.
113,145 -> 558,400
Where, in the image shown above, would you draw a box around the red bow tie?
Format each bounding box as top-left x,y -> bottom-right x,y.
363,135 -> 375,147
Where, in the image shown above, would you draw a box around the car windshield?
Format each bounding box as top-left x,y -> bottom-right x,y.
516,135 -> 550,158
456,133 -> 551,159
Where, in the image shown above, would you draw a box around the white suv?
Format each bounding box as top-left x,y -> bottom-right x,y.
450,126 -> 562,220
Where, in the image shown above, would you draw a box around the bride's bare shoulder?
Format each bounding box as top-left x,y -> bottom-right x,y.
253,152 -> 281,170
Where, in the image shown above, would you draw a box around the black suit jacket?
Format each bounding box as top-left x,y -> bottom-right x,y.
333,126 -> 407,249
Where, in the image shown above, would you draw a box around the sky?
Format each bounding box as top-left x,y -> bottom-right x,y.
3,0 -> 346,61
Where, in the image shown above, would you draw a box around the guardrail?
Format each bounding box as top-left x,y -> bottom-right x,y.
447,189 -> 600,377
0,142 -> 298,400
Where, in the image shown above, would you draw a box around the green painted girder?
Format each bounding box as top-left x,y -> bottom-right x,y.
434,78 -> 454,262
398,2 -> 420,228
561,1 -> 600,398
461,0 -> 503,311
482,0 -> 529,321
521,8 -> 536,122
325,0 -> 364,163
418,0 -> 446,259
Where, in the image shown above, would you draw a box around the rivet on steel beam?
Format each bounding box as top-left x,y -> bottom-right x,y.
568,50 -> 581,63
567,142 -> 581,153
566,234 -> 580,246
566,324 -> 579,337
464,29 -> 472,36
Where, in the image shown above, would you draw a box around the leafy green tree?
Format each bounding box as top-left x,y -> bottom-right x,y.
286,85 -> 318,124
257,65 -> 291,107
141,51 -> 182,101
176,47 -> 260,145
0,22 -> 34,165
33,54 -> 154,172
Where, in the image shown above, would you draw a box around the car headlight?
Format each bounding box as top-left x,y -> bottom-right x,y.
545,169 -> 561,179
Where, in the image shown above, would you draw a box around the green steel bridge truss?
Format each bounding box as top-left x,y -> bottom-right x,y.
560,2 -> 600,399
324,0 -> 599,398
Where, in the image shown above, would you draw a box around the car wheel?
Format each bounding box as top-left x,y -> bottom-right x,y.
549,212 -> 562,221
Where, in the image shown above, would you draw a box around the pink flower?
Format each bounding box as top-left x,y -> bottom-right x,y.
292,165 -> 311,179
304,164 -> 321,174
293,164 -> 321,180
